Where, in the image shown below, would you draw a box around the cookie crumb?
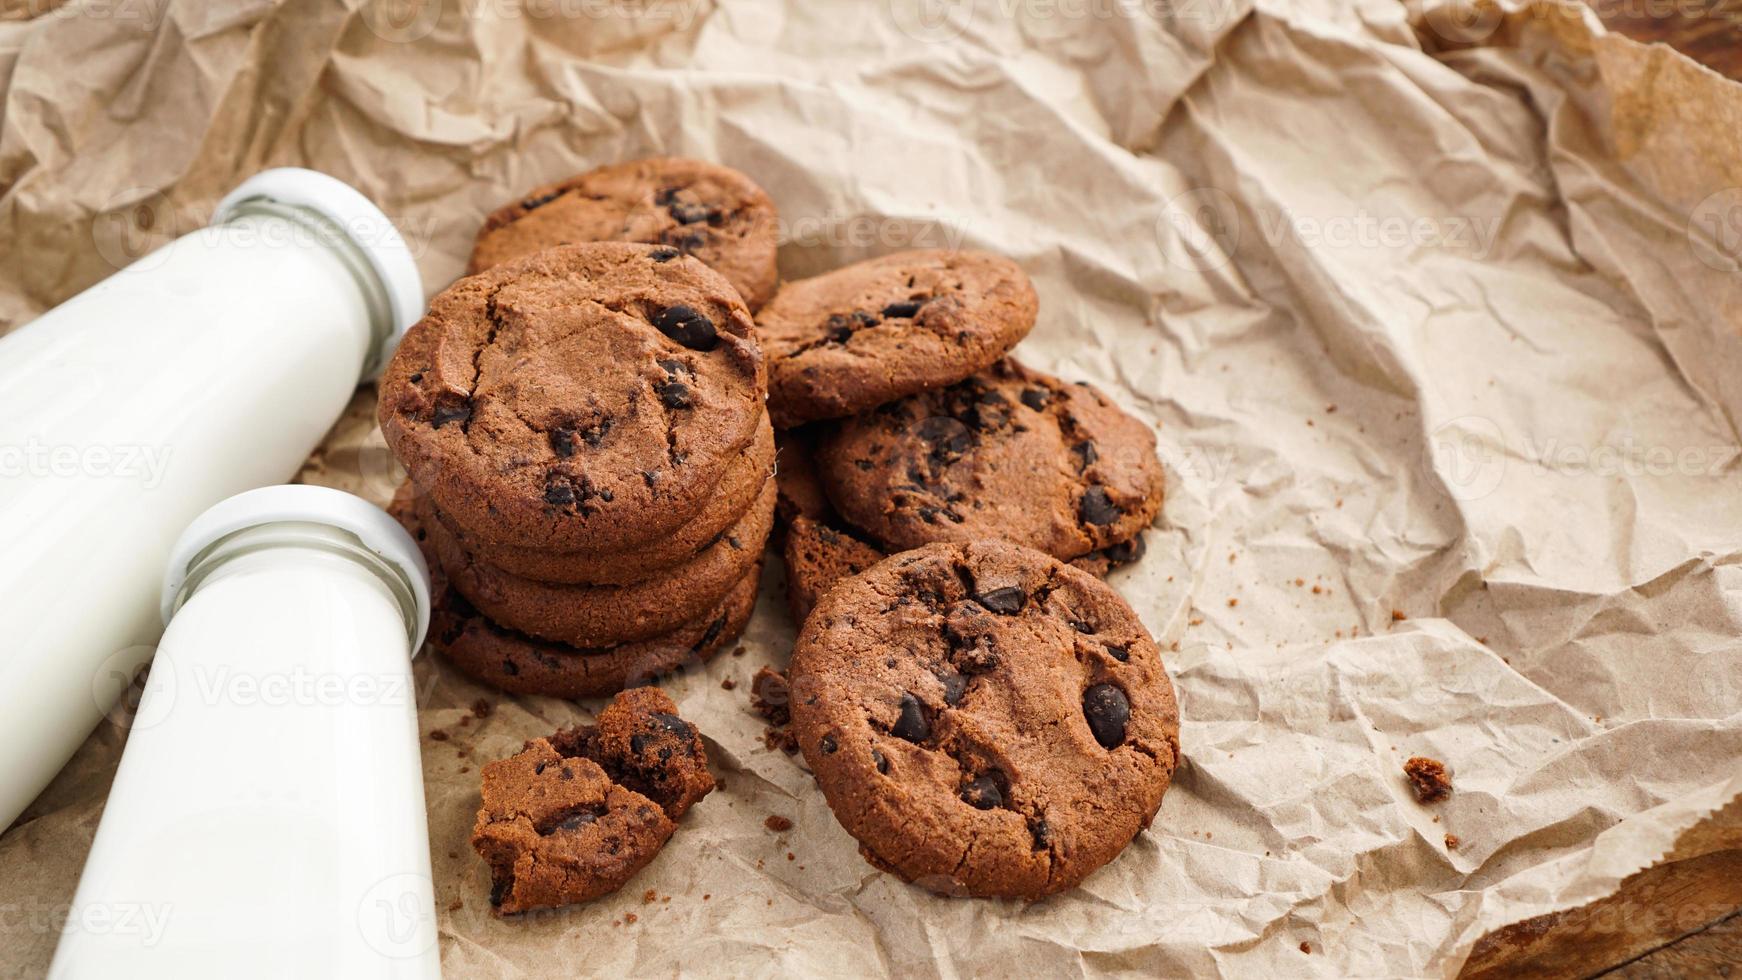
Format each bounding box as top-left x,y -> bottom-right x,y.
765,815 -> 794,832
720,677 -> 737,691
1391,610 -> 1407,622
448,899 -> 463,912
786,852 -> 796,861
1445,833 -> 1460,850
643,889 -> 657,904
1300,942 -> 1311,954
471,697 -> 494,719
1227,598 -> 1238,607
750,667 -> 790,723
1404,756 -> 1452,803
428,730 -> 449,742
731,645 -> 747,658
624,913 -> 638,925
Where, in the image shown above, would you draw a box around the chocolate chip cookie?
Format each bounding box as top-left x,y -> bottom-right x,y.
814,359 -> 1162,562
430,416 -> 774,586
422,477 -> 775,646
379,242 -> 766,555
469,158 -> 780,310
472,688 -> 714,914
757,249 -> 1038,427
782,515 -> 886,625
788,540 -> 1180,899
393,486 -> 758,697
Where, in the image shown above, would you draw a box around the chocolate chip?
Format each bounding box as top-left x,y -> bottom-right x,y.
651,713 -> 692,738
872,749 -> 889,774
938,670 -> 967,706
1070,620 -> 1095,634
1030,819 -> 1050,849
489,875 -> 510,907
892,694 -> 929,742
1083,683 -> 1130,748
1079,486 -> 1121,526
655,379 -> 692,409
881,300 -> 923,318
669,202 -> 712,225
1103,534 -> 1146,564
520,189 -> 563,211
1071,440 -> 1099,471
432,399 -> 472,428
649,247 -> 681,262
657,358 -> 691,376
1019,388 -> 1049,411
1104,643 -> 1130,662
652,305 -> 719,351
975,586 -> 1026,615
544,483 -> 576,506
555,810 -> 597,831
961,775 -> 1003,810
549,428 -> 577,457
916,416 -> 973,462
630,733 -> 648,754
820,735 -> 838,754
663,230 -> 706,252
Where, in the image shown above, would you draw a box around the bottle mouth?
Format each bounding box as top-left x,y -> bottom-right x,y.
163,486 -> 432,653
211,169 -> 426,382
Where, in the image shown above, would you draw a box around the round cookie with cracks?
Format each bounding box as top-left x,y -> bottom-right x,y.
756,249 -> 1037,428
378,242 -> 766,554
469,158 -> 780,311
788,540 -> 1180,899
814,359 -> 1162,562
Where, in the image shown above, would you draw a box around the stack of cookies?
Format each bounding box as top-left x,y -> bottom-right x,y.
756,250 -> 1166,624
381,241 -> 775,699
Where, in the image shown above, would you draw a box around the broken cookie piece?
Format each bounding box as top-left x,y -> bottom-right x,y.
471,688 -> 714,915
1404,756 -> 1452,804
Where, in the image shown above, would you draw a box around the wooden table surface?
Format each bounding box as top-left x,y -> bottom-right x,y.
1458,7 -> 1742,978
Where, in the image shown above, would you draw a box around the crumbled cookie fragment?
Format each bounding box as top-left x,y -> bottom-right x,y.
765,815 -> 794,832
470,688 -> 714,915
1404,756 -> 1452,803
750,667 -> 791,725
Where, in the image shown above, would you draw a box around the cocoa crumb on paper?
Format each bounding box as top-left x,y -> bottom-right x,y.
1404,756 -> 1452,803
765,815 -> 793,832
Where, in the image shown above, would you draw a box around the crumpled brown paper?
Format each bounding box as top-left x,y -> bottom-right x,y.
2,0 -> 1740,975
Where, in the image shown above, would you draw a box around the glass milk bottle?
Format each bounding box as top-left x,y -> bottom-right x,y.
51,485 -> 439,978
0,169 -> 423,829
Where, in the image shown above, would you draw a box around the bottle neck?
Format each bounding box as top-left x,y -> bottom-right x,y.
167,521 -> 424,648
218,199 -> 398,381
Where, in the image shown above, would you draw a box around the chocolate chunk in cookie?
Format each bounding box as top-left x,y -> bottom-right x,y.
789,540 -> 1180,899
469,158 -> 780,310
471,688 -> 714,914
757,249 -> 1037,427
379,242 -> 766,555
814,359 -> 1162,562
